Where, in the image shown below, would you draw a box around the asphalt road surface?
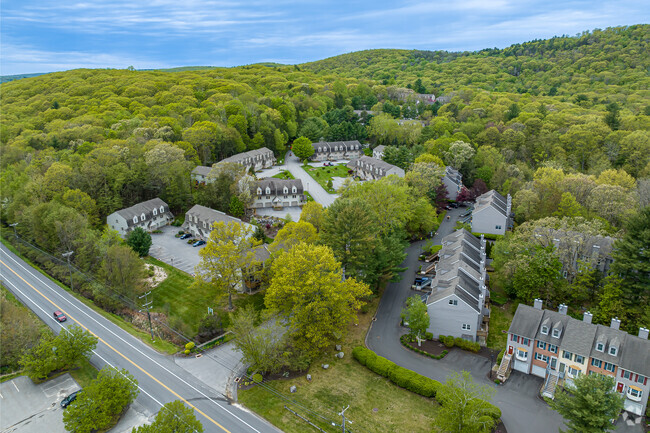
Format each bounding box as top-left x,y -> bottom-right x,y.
0,243 -> 281,433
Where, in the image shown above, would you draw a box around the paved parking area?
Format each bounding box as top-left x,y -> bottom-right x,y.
253,206 -> 303,221
0,374 -> 80,433
149,225 -> 205,275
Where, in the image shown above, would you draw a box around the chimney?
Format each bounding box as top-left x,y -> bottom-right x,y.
583,311 -> 593,324
533,299 -> 543,310
610,317 -> 621,330
480,259 -> 486,275
638,327 -> 649,340
506,194 -> 512,215
558,304 -> 568,315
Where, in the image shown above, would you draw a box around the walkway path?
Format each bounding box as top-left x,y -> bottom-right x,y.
283,152 -> 338,207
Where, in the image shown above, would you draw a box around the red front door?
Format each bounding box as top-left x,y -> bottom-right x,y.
508,346 -> 513,355
617,382 -> 624,393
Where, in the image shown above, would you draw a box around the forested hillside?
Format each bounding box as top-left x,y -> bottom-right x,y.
302,25 -> 650,104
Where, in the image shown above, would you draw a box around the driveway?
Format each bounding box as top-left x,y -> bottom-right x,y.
149,225 -> 205,275
365,206 -> 642,433
283,152 -> 338,207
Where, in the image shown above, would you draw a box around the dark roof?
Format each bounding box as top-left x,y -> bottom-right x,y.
620,334 -> 650,376
114,198 -> 170,222
192,166 -> 214,177
313,140 -> 361,153
534,310 -> 571,345
508,304 -> 544,339
445,166 -> 462,186
185,205 -> 253,230
561,320 -> 597,356
351,155 -> 404,174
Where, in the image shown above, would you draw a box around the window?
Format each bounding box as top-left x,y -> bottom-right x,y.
257,188 -> 262,195
449,299 -> 458,306
535,353 -> 549,362
266,188 -> 271,195
153,208 -> 157,216
160,206 -> 164,213
541,326 -> 549,335
552,329 -> 561,338
292,187 -> 297,193
575,355 -> 584,364
511,334 -> 518,342
604,362 -> 615,372
495,225 -> 502,230
537,341 -> 547,350
141,213 -> 146,222
562,270 -> 568,278
568,367 -> 580,378
609,346 -> 617,356
292,195 -> 296,199
522,338 -> 530,346
202,222 -> 206,228
627,387 -> 643,401
591,358 -> 603,368
596,342 -> 604,352
637,375 -> 646,384
462,324 -> 471,330
548,344 -> 558,354
563,351 -> 573,361
623,370 -> 631,380
133,216 -> 138,224
516,348 -> 528,361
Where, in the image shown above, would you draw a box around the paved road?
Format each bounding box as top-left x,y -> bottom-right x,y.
283,152 -> 338,207
365,207 -> 641,433
0,244 -> 281,433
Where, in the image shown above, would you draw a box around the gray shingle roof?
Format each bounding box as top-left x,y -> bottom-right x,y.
185,205 -> 253,231
473,190 -> 507,216
115,198 -> 170,224
192,166 -> 214,177
312,140 -> 361,153
620,334 -> 650,376
253,179 -> 303,195
373,145 -> 385,154
220,147 -> 274,165
508,304 -> 544,339
349,155 -> 404,175
445,166 -> 462,186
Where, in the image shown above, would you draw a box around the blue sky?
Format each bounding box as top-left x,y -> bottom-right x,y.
1,0 -> 648,75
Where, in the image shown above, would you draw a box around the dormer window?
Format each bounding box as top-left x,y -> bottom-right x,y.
153,208 -> 158,216
283,187 -> 288,194
133,216 -> 138,224
257,188 -> 262,195
140,213 -> 146,222
266,187 -> 271,195
609,346 -> 617,356
596,342 -> 604,352
541,326 -> 549,335
552,328 -> 560,338
160,206 -> 164,213
292,186 -> 297,193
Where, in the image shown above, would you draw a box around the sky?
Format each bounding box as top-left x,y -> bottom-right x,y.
1,0 -> 648,75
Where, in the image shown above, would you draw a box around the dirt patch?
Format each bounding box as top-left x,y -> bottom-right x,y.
144,264 -> 167,288
407,339 -> 448,356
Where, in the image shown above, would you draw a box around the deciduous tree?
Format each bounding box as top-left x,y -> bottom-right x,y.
132,400 -> 203,433
434,371 -> 496,433
300,201 -> 324,231
291,136 -> 314,162
125,227 -> 152,257
401,296 -> 429,345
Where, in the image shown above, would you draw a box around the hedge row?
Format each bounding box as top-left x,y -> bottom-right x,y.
471,232 -> 504,241
352,346 -> 441,397
439,335 -> 481,353
353,346 -> 502,421
400,335 -> 448,360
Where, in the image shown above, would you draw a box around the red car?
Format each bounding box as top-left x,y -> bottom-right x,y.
54,310 -> 67,322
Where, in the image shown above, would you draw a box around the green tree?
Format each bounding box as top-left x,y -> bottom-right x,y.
265,243 -> 371,356
300,201 -> 324,231
550,373 -> 623,433
400,296 -> 429,345
268,221 -> 318,256
63,367 -> 139,433
196,221 -> 261,310
505,103 -> 521,121
554,192 -> 584,218
291,136 -> 315,162
125,227 -> 152,257
229,305 -> 286,374
609,207 -> 650,329
434,371 -> 496,433
228,195 -> 245,218
132,400 -> 203,433
100,245 -> 145,300
603,102 -> 621,131
595,276 -> 625,325
20,333 -> 60,380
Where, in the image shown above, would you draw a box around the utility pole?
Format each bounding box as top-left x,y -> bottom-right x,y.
62,251 -> 74,291
9,222 -> 18,237
338,405 -> 349,433
139,291 -> 155,342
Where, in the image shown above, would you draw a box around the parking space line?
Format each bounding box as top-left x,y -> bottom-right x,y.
0,389 -> 4,398
12,381 -> 19,392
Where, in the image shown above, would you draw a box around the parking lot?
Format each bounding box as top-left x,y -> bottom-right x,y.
0,374 -> 80,433
149,225 -> 205,275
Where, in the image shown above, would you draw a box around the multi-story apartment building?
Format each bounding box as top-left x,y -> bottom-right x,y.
107,198 -> 173,238
191,165 -> 215,185
310,140 -> 363,161
219,147 -> 276,172
504,301 -> 650,418
347,156 -> 405,180
426,229 -> 490,344
183,204 -> 254,240
249,179 -> 305,209
470,190 -> 513,236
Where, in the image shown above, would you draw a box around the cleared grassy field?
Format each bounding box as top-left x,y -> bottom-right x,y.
238,295 -> 439,433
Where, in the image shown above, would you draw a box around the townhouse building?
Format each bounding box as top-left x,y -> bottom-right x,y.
250,179 -> 305,209
183,204 -> 254,240
219,147 -> 276,172
107,198 -> 173,238
426,229 -> 490,344
372,145 -> 386,160
191,165 -> 215,185
504,301 -> 650,417
470,190 -> 512,236
442,166 -> 463,201
347,156 -> 405,181
310,140 -> 363,161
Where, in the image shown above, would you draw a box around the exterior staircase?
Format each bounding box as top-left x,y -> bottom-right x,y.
541,369 -> 560,399
496,353 -> 512,382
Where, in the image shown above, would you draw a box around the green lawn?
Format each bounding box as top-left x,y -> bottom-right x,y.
238,295 -> 439,433
272,170 -> 295,180
487,277 -> 516,351
303,191 -> 314,202
69,358 -> 99,388
304,164 -> 350,193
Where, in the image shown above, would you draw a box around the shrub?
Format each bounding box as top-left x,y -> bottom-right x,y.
439,335 -> 455,348
453,337 -> 480,353
178,230 -> 185,235
183,349 -> 190,355
497,349 -> 505,364
425,332 -> 433,340
185,342 -> 195,351
252,373 -> 263,383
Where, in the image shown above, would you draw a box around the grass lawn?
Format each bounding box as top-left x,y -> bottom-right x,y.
238,294 -> 439,433
303,191 -> 314,202
272,170 -> 295,180
69,358 -> 99,388
304,164 -> 350,193
487,277 -> 516,351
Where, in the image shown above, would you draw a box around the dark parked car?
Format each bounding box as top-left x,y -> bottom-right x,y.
180,233 -> 192,240
193,240 -> 206,247
53,310 -> 67,322
61,390 -> 81,408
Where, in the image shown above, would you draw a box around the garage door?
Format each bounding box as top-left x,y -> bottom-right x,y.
531,364 -> 546,378
513,359 -> 528,373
